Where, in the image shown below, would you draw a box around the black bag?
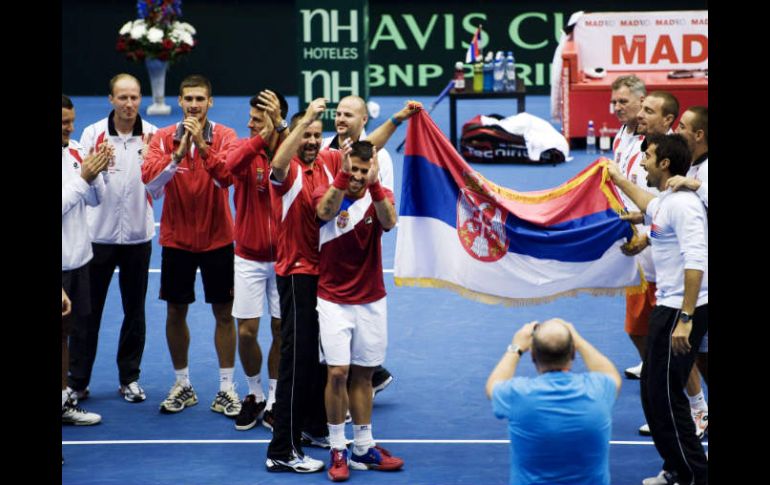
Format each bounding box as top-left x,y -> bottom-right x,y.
460,114 -> 566,164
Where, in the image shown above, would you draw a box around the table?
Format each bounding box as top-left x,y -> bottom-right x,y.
448,79 -> 527,150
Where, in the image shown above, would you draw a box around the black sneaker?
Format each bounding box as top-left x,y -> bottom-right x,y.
262,409 -> 275,431
372,367 -> 393,396
301,431 -> 331,449
235,394 -> 266,431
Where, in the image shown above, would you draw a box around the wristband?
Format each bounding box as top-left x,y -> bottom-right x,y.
332,171 -> 351,190
390,115 -> 402,127
369,181 -> 386,202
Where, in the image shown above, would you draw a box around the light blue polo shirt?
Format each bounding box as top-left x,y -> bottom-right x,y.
492,371 -> 616,485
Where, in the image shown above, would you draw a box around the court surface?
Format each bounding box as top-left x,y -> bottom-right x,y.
63,93 -> 707,485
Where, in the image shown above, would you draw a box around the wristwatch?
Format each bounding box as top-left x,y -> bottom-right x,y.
679,311 -> 692,323
506,344 -> 524,356
275,119 -> 289,133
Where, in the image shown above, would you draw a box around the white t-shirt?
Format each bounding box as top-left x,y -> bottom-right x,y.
646,190 -> 708,308
686,156 -> 708,208
613,125 -> 657,281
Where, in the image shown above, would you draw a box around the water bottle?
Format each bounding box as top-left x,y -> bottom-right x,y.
599,122 -> 611,153
483,52 -> 494,92
586,120 -> 597,155
453,61 -> 465,92
504,51 -> 516,92
493,51 -> 504,92
473,59 -> 484,92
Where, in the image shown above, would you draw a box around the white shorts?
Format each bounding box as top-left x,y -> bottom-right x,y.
698,330 -> 708,353
317,296 -> 387,367
232,255 -> 280,319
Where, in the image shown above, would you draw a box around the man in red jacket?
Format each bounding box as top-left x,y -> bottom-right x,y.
141,74 -> 241,418
224,89 -> 288,431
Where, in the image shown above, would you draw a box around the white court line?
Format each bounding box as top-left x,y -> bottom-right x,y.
63,439 -> 703,446
120,269 -> 396,274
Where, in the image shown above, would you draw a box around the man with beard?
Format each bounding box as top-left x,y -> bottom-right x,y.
608,134 -> 708,485
70,74 -> 157,405
265,98 -> 422,474
314,141 -> 403,481
321,95 -> 395,399
142,75 -> 241,419
62,94 -> 109,426
225,89 -> 288,431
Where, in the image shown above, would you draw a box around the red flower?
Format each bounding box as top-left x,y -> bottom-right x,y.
162,38 -> 174,50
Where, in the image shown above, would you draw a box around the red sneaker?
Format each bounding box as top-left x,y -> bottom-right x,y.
350,445 -> 404,471
327,448 -> 349,482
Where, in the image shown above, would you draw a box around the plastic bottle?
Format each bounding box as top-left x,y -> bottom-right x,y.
453,61 -> 465,92
493,51 -> 504,92
599,122 -> 611,153
473,59 -> 484,92
504,51 -> 516,92
586,120 -> 596,155
483,52 -> 494,92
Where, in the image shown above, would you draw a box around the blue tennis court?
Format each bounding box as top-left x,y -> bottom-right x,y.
62,94 -> 706,485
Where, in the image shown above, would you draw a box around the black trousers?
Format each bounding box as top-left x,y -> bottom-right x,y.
68,242 -> 151,389
267,274 -> 328,460
641,304 -> 708,485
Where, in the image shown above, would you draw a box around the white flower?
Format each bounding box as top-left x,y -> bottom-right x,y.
179,32 -> 194,46
119,21 -> 133,35
146,27 -> 165,43
130,23 -> 147,40
178,22 -> 196,35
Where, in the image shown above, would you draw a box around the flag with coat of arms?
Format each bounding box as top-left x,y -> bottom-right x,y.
394,110 -> 643,305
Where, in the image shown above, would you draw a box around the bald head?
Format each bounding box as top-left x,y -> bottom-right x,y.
335,96 -> 368,140
531,319 -> 575,371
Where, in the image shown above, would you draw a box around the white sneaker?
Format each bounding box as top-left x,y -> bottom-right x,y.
119,381 -> 146,403
159,382 -> 198,413
625,361 -> 643,379
692,409 -> 708,439
211,386 -> 242,418
639,423 -> 651,436
69,387 -> 90,405
62,398 -> 101,425
642,470 -> 679,485
266,450 -> 325,473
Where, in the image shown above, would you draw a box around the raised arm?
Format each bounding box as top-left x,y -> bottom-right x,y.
63,149 -> 109,215
271,97 -> 327,182
316,140 -> 352,221
485,322 -> 538,398
142,129 -> 184,199
367,148 -> 397,230
200,126 -> 236,188
256,90 -> 286,154
606,160 -> 656,213
561,319 -> 622,394
364,100 -> 423,149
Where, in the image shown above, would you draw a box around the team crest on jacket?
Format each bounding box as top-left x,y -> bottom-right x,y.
337,210 -> 350,229
456,188 -> 508,262
256,168 -> 265,190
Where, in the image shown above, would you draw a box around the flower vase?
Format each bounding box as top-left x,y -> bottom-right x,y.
145,59 -> 172,115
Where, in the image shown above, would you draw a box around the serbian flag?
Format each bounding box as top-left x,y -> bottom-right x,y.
394,111 -> 643,305
465,25 -> 482,63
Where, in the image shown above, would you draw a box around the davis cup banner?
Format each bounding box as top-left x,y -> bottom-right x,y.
573,10 -> 708,71
394,110 -> 643,306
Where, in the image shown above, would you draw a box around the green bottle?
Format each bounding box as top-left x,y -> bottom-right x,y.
473,59 -> 484,92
